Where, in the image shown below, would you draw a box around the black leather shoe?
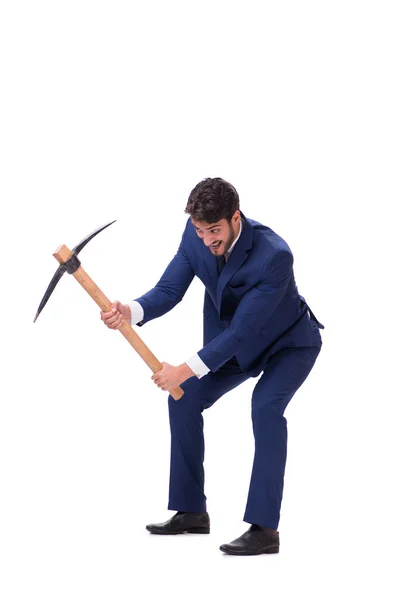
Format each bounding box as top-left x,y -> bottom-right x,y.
219,524 -> 280,555
146,511 -> 210,535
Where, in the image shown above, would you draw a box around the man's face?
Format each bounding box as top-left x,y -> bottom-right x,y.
191,210 -> 240,256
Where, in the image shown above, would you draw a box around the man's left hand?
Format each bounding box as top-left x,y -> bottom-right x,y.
152,362 -> 195,392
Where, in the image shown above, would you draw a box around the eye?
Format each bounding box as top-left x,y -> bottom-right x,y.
210,229 -> 220,234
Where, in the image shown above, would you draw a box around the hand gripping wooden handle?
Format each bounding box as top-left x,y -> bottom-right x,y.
53,245 -> 184,400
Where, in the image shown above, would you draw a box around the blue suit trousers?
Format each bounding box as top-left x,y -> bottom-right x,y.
167,345 -> 320,529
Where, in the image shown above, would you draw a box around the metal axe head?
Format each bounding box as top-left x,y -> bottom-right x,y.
34,220 -> 116,323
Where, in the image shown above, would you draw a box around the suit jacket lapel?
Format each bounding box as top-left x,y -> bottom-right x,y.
216,212 -> 253,314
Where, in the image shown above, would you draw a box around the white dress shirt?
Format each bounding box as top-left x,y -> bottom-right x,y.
129,218 -> 243,379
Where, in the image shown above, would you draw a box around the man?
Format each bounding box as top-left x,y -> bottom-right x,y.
101,177 -> 324,555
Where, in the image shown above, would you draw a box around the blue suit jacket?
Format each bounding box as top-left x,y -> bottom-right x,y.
135,212 -> 323,377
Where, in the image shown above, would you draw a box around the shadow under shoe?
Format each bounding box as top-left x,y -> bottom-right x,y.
146,511 -> 210,535
219,524 -> 280,555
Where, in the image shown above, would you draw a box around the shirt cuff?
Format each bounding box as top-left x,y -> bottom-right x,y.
185,354 -> 210,379
128,300 -> 144,326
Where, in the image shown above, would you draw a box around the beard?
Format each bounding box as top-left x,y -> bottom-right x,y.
225,221 -> 236,252
210,221 -> 236,254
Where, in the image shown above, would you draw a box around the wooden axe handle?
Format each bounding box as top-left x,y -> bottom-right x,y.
53,244 -> 184,400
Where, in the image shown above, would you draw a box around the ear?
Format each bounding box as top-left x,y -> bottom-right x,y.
232,209 -> 241,224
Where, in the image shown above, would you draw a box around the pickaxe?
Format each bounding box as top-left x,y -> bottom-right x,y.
34,221 -> 184,400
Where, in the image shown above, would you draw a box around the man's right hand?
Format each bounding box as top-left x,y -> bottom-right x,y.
100,301 -> 131,329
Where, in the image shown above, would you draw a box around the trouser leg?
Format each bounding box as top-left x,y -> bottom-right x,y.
167,360 -> 249,513
243,346 -> 321,529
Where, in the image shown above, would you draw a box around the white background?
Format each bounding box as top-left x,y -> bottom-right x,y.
1,1 -> 399,598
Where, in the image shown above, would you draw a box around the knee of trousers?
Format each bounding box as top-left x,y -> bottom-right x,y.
251,400 -> 288,427
167,379 -> 206,418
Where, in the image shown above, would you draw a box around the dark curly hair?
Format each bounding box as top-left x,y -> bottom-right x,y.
185,177 -> 240,223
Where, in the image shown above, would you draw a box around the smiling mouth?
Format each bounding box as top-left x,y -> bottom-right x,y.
210,241 -> 222,250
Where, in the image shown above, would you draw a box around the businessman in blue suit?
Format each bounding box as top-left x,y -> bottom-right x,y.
101,177 -> 324,555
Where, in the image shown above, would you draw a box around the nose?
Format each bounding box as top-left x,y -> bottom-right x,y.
203,233 -> 216,247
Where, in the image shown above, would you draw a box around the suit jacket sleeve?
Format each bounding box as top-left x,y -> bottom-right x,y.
134,225 -> 195,326
198,249 -> 293,372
